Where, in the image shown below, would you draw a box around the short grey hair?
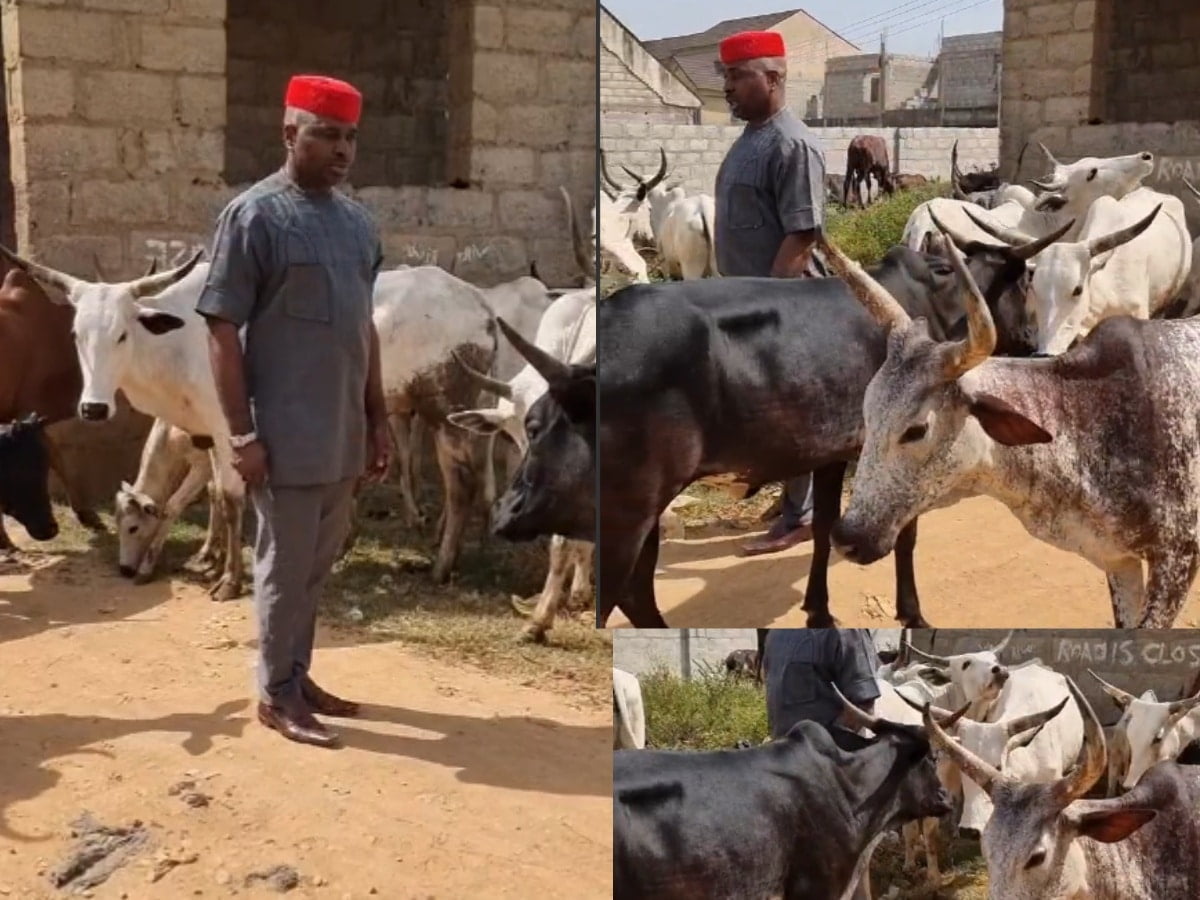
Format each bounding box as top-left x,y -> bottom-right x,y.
713,56 -> 789,81
283,106 -> 321,127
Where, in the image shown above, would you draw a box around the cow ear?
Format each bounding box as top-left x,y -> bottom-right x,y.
967,392 -> 1053,446
551,370 -> 595,424
136,309 -> 186,335
139,498 -> 159,517
1070,808 -> 1157,843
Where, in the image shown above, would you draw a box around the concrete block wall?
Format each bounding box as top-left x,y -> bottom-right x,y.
600,123 -> 999,196
824,54 -> 936,121
599,7 -> 699,126
1101,0 -> 1200,125
940,32 -> 1001,110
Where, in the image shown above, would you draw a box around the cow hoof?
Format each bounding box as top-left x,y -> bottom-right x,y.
518,625 -> 548,645
209,579 -> 240,602
75,509 -> 106,531
510,595 -> 536,618
132,570 -> 156,586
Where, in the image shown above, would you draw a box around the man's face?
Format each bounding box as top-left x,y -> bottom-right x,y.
285,117 -> 357,188
721,62 -> 773,120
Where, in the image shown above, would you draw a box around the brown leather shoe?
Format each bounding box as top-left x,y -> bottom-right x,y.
740,523 -> 815,557
257,702 -> 340,748
301,677 -> 361,718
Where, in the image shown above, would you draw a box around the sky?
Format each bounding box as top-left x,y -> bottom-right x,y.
603,0 -> 1004,59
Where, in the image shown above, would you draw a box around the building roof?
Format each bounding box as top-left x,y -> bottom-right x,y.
670,49 -> 724,93
643,8 -> 858,59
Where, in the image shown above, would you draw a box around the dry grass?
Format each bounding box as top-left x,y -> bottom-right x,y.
30,476 -> 611,708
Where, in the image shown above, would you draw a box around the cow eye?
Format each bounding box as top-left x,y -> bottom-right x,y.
1086,168 -> 1097,181
961,661 -> 970,671
117,332 -> 128,344
128,525 -> 138,534
1071,285 -> 1083,297
1025,849 -> 1046,869
899,423 -> 928,444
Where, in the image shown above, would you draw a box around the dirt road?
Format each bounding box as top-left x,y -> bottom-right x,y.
609,495 -> 1200,629
0,547 -> 611,898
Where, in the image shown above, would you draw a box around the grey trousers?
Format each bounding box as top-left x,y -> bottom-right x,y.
250,477 -> 356,712
779,474 -> 814,530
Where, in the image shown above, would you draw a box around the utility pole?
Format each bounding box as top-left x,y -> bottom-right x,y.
878,28 -> 888,126
938,18 -> 945,126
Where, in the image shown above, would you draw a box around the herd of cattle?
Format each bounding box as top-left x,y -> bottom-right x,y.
0,186 -> 597,643
613,634 -> 1200,899
593,140 -> 1200,631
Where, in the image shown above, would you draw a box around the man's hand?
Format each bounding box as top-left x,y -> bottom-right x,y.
364,420 -> 392,483
233,440 -> 269,488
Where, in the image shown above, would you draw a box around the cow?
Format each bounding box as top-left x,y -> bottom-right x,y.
0,267 -> 105,546
0,246 -> 250,602
489,317 -> 595,544
903,147 -> 1156,254
893,173 -> 929,192
448,287 -> 596,641
844,134 -> 893,208
594,244 -> 1040,629
1089,669 -> 1161,797
723,649 -> 759,682
1163,177 -> 1200,319
923,676 -> 1200,900
613,667 -> 647,750
1088,669 -> 1200,792
960,189 -> 1192,355
613,684 -> 955,900
900,632 -> 1014,715
0,414 -> 59,543
949,139 -> 1034,209
605,148 -> 719,280
824,224 -> 1200,628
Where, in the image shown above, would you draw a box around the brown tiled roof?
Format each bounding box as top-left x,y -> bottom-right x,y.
643,8 -> 859,60
670,50 -> 724,93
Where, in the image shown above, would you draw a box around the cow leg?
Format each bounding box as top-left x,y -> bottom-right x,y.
801,462 -> 846,628
901,820 -> 920,873
842,170 -> 852,207
389,412 -> 425,528
480,431 -> 498,530
44,433 -> 104,531
598,517 -> 664,627
1105,560 -> 1146,627
207,451 -> 246,602
430,425 -> 476,584
567,540 -> 594,612
134,460 -> 212,583
1139,548 -> 1199,627
892,518 -> 928,627
923,816 -> 942,884
193,480 -> 227,576
520,534 -> 572,643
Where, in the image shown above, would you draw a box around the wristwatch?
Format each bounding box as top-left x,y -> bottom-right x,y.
229,431 -> 258,449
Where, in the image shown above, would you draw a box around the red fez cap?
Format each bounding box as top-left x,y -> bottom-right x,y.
719,30 -> 786,65
284,74 -> 363,125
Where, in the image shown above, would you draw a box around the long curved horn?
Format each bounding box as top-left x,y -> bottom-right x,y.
1087,668 -> 1137,710
1183,177 -> 1200,206
1030,177 -> 1066,192
1038,141 -> 1061,169
1003,696 -> 1069,739
952,178 -> 970,202
452,349 -> 514,399
831,682 -> 881,732
1158,689 -> 1200,740
902,641 -> 950,667
1012,141 -> 1029,182
989,630 -> 1014,656
599,150 -> 626,194
938,227 -> 997,378
496,316 -> 569,385
962,207 -> 1037,247
0,244 -> 84,296
950,139 -> 962,180
923,700 -> 1004,797
644,146 -> 669,193
128,248 -> 204,299
619,164 -> 645,186
817,232 -> 912,332
144,257 -> 159,277
928,207 -> 993,252
558,186 -> 592,280
1009,216 -> 1075,261
1053,677 -> 1107,805
1086,203 -> 1161,259
895,688 -> 971,727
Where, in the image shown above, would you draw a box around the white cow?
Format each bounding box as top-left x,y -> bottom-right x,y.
447,288 -> 597,641
903,148 -> 1157,253
0,248 -> 248,601
962,188 -> 1192,355
597,192 -> 649,284
1089,669 -> 1200,791
613,667 -> 646,749
1089,669 -> 1161,797
1172,178 -> 1200,318
902,631 -> 1014,716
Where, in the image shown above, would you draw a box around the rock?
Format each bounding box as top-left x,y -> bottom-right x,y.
244,865 -> 300,893
183,793 -> 210,809
168,780 -> 196,797
216,870 -> 232,886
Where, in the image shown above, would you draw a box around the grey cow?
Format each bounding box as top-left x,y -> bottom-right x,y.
821,229 -> 1200,628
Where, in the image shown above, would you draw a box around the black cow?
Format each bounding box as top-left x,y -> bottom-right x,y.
489,318 -> 595,543
613,691 -> 955,900
723,648 -> 760,682
0,413 -> 58,543
598,241 -> 1044,629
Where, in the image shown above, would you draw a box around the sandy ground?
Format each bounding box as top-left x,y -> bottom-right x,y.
0,544 -> 611,898
609,495 -> 1200,630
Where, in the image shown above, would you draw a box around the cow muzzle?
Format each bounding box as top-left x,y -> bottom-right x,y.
491,491 -> 536,542
25,519 -> 59,541
79,402 -> 111,422
831,521 -> 889,565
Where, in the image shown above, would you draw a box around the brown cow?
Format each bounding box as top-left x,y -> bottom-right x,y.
0,266 -> 102,549
843,134 -> 894,208
893,173 -> 929,192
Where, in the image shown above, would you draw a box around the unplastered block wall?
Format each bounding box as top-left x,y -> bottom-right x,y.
940,31 -> 1001,110
600,123 -> 999,195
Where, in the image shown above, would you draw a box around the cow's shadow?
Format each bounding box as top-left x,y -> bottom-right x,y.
0,699 -> 250,843
334,703 -> 611,798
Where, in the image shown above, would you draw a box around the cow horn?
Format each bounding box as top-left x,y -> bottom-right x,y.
902,641 -> 950,667
1038,141 -> 1061,169
817,232 -> 912,332
128,248 -> 204,299
452,349 -> 514,400
927,207 -> 991,252
496,316 -> 569,385
1052,677 -> 1107,805
619,164 -> 644,186
923,700 -> 1005,797
644,146 -> 669,193
938,228 -> 997,379
895,688 -> 970,728
1012,141 -> 1029,182
1003,696 -> 1069,740
1030,177 -> 1066,192
599,150 -> 626,193
831,682 -> 882,732
1010,216 -> 1075,261
952,178 -> 970,202
1183,177 -> 1200,206
1086,203 -> 1160,259
962,207 -> 1036,247
1160,688 -> 1200,738
0,244 -> 84,297
144,257 -> 159,277
1087,668 -> 1137,710
989,630 -> 1014,655
529,260 -> 541,281
559,186 -> 592,281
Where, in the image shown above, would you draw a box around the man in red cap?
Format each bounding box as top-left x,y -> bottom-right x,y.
713,31 -> 826,558
196,74 -> 393,748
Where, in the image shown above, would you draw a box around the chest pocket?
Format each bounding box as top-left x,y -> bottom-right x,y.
778,661 -> 821,706
722,153 -> 766,231
281,228 -> 333,324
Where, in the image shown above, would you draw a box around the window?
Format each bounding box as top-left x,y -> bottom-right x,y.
869,76 -> 880,103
